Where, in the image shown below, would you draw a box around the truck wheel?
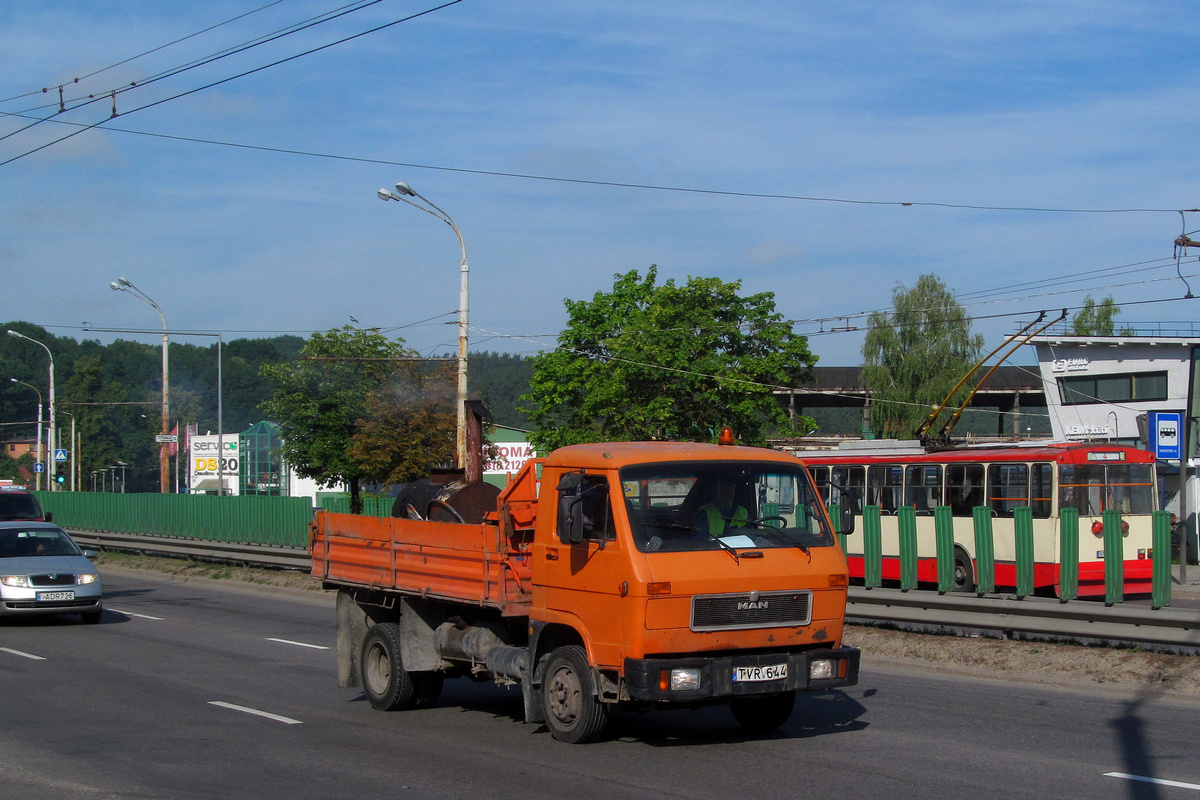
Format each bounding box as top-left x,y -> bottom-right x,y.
541,645 -> 609,743
730,691 -> 795,733
361,623 -> 443,711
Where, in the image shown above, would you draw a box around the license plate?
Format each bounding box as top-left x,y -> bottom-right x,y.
733,663 -> 787,682
37,591 -> 74,602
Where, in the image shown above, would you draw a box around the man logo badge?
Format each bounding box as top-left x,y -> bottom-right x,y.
737,591 -> 768,610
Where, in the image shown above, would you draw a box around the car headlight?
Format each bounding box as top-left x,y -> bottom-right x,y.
77,573 -> 99,585
1,575 -> 29,587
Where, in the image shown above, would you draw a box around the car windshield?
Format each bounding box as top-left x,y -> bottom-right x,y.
620,461 -> 834,553
0,528 -> 81,558
0,493 -> 42,520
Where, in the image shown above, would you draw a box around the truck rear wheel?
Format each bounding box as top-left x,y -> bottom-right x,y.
541,645 -> 609,743
361,623 -> 443,711
730,691 -> 795,733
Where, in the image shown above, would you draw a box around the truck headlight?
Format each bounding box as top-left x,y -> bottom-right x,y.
809,659 -> 835,680
661,667 -> 701,692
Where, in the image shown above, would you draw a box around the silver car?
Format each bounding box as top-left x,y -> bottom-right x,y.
0,522 -> 103,624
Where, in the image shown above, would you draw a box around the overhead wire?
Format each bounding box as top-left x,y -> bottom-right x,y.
0,0 -> 289,106
0,0 -> 463,166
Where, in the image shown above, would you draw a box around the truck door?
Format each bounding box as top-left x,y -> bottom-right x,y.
537,471 -> 625,664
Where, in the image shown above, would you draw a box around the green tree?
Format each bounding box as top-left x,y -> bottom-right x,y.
1071,295 -> 1123,336
261,326 -> 453,512
861,274 -> 984,439
522,266 -> 817,452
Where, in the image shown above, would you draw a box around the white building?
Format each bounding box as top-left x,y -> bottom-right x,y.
1030,334 -> 1199,529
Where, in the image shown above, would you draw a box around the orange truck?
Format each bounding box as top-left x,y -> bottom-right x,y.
311,436 -> 860,743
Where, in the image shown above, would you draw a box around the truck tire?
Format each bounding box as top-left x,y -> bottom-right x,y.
361,623 -> 443,711
730,691 -> 795,733
541,645 -> 609,743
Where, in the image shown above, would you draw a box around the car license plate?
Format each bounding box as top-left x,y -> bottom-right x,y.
37,591 -> 74,602
733,663 -> 787,682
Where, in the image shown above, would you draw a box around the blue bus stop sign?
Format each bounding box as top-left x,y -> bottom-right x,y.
1150,411 -> 1182,460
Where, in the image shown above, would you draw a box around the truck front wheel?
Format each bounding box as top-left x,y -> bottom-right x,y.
361,623 -> 443,711
541,645 -> 610,743
730,691 -> 795,733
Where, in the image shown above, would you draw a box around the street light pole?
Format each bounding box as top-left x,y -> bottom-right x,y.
9,378 -> 43,490
7,330 -> 56,491
377,182 -> 470,472
110,277 -> 170,493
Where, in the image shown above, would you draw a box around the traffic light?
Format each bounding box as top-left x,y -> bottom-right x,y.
55,475 -> 65,484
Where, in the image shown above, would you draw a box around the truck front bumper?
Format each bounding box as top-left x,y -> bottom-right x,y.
623,646 -> 860,703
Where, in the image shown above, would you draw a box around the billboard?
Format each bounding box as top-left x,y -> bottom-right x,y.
189,434 -> 239,494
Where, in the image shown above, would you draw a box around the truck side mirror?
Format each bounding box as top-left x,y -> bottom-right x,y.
555,472 -> 610,545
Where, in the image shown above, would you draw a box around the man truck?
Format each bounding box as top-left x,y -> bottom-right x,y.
311,434 -> 860,743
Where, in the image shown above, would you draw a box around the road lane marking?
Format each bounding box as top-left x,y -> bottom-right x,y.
266,637 -> 329,650
208,701 -> 302,725
1106,773 -> 1200,791
110,609 -> 164,620
0,647 -> 45,660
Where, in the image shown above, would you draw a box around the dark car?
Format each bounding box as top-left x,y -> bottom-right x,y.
0,486 -> 50,522
0,522 -> 102,624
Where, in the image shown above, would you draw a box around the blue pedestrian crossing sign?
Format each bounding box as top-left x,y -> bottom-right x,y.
53,449 -> 68,462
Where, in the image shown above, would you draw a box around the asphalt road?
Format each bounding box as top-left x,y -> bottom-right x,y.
2,569 -> 1199,799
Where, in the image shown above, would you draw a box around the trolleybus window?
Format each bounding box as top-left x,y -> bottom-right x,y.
988,464 -> 1028,517
810,465 -> 865,514
946,464 -> 985,517
904,465 -> 941,514
1060,463 -> 1154,516
1031,463 -> 1052,518
867,465 -> 903,514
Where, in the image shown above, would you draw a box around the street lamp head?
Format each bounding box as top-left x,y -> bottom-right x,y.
377,188 -> 396,202
109,281 -> 122,291
394,181 -> 416,197
117,277 -> 132,287
6,329 -> 22,338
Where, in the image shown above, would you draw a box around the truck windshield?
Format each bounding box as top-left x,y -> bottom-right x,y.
620,461 -> 834,553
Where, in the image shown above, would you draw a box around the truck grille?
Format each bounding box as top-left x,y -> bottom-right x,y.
690,590 -> 812,631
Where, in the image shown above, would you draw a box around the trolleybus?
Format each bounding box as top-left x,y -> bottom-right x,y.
802,440 -> 1157,597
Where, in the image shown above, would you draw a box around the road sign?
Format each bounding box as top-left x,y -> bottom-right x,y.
34,462 -> 44,473
1150,411 -> 1182,460
155,434 -> 179,443
53,449 -> 68,462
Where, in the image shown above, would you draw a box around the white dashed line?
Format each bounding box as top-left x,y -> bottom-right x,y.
110,609 -> 164,620
0,647 -> 45,661
208,701 -> 302,725
266,637 -> 329,650
1106,773 -> 1200,791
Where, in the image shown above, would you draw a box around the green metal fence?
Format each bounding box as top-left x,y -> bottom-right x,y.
317,496 -> 394,517
853,502 -> 1172,606
35,491 -> 315,548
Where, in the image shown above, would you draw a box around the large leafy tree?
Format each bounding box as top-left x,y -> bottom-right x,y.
522,266 -> 817,451
861,274 -> 983,439
261,326 -> 454,511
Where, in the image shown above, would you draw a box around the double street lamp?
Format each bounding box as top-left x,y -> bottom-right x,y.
377,181 -> 470,471
6,330 -> 56,490
110,277 -> 170,493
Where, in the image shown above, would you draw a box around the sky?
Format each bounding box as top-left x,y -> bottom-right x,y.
2,0 -> 1199,368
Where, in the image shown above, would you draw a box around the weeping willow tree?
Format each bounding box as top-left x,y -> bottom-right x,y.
861,274 -> 983,439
